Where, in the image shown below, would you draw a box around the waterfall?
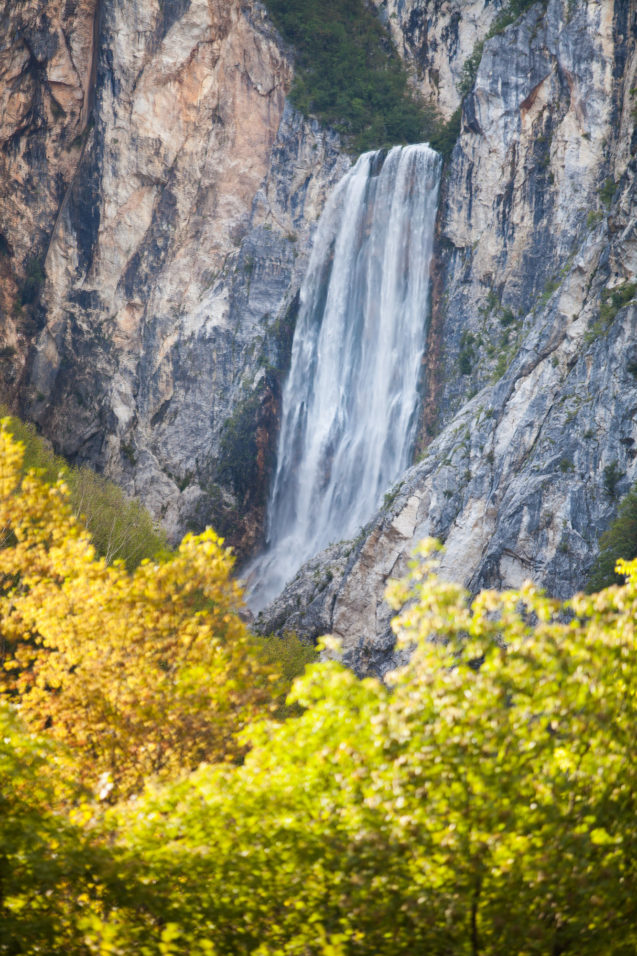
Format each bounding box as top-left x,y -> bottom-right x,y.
247,144 -> 441,611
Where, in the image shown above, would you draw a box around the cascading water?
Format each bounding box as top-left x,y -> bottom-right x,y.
247,144 -> 441,611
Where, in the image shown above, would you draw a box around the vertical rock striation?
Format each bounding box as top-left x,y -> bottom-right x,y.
0,0 -> 99,402
256,0 -> 637,675
371,0 -> 506,119
7,0 -> 348,553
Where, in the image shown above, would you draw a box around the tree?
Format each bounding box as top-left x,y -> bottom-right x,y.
0,703 -> 97,955
3,420 -> 637,954
83,542 -> 637,954
587,481 -> 637,591
0,408 -> 169,570
0,423 -> 279,800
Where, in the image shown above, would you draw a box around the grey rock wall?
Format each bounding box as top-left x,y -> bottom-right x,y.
0,0 -> 99,402
371,0 -> 505,119
256,0 -> 637,675
7,0 -> 348,555
2,0 -> 636,676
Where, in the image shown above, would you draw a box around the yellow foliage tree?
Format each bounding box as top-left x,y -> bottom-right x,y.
0,423 -> 277,799
0,405 -> 169,570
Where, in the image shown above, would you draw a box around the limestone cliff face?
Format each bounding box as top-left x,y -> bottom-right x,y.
0,0 -> 99,402
257,0 -> 637,675
371,0 -> 505,119
0,0 -> 348,554
2,0 -> 636,674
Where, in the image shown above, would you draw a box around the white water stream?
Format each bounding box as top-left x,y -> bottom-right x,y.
247,144 -> 441,610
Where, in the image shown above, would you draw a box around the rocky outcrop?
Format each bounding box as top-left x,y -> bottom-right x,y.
0,0 -> 99,403
2,0 -> 637,677
5,0 -> 348,553
371,0 -> 506,119
256,0 -> 637,674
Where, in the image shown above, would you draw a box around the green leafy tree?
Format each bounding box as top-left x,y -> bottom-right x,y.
82,543 -> 637,954
0,704 -> 98,955
69,465 -> 170,570
0,409 -> 168,570
587,481 -> 637,591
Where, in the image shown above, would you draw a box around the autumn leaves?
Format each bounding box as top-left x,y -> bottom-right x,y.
0,424 -> 277,800
1,422 -> 637,953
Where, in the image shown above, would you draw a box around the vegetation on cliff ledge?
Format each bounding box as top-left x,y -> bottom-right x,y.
0,407 -> 168,570
587,479 -> 637,591
2,422 -> 636,954
263,0 -> 457,155
458,0 -> 548,97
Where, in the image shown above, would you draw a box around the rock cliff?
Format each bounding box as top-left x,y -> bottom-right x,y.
0,0 -> 99,403
0,0 -> 348,555
372,0 -> 505,119
2,0 -> 636,675
256,0 -> 637,674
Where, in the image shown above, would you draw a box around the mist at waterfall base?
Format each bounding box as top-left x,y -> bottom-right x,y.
246,144 -> 441,612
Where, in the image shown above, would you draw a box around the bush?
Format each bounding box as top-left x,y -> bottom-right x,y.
587,481 -> 637,591
458,40 -> 485,98
599,281 -> 637,325
19,257 -> 45,305
264,0 -> 456,155
459,330 -> 476,375
599,177 -> 616,208
0,409 -> 168,569
603,460 -> 623,499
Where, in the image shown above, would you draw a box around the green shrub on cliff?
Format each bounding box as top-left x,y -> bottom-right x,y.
459,0 -> 547,98
19,258 -> 45,306
0,409 -> 168,569
599,282 -> 637,325
587,481 -> 637,591
263,0 -> 453,154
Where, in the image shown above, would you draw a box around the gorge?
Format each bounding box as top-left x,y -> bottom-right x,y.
2,3 -> 637,948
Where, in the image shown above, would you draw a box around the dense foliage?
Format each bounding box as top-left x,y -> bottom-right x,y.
0,425 -> 286,799
587,481 -> 637,591
263,0 -> 453,154
0,704 -> 94,954
2,428 -> 637,953
0,409 -> 168,569
263,0 -> 548,158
